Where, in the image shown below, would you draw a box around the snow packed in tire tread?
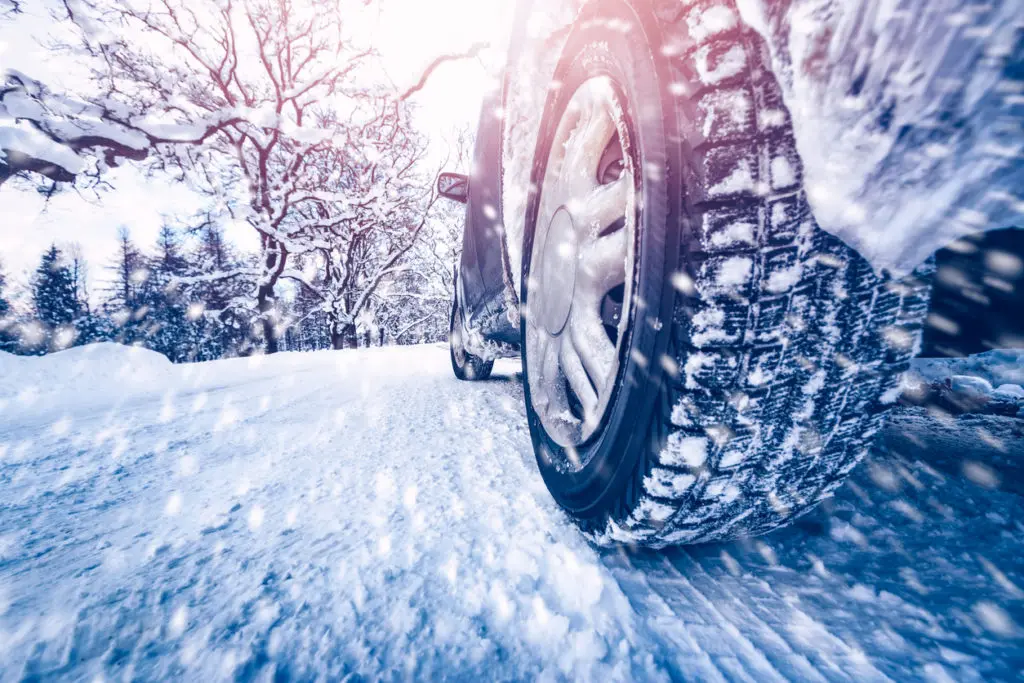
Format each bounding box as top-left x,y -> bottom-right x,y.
587,0 -> 934,548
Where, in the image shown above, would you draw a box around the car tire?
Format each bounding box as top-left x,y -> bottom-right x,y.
450,287 -> 494,382
519,0 -> 933,547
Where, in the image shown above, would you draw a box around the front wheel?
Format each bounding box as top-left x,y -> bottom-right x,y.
519,0 -> 932,547
450,288 -> 493,382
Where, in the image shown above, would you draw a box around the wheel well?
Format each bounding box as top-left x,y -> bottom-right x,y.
921,226 -> 1024,357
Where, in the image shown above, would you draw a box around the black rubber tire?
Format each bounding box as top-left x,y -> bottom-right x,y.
450,289 -> 494,382
520,0 -> 933,548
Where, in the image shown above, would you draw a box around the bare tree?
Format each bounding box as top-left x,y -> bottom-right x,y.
277,97 -> 444,349
370,127 -> 473,345
62,242 -> 90,312
0,70 -> 150,186
0,1 -> 22,19
16,0 -> 379,352
2,1 -> 484,353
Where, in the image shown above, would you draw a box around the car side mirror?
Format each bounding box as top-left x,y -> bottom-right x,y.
438,172 -> 469,203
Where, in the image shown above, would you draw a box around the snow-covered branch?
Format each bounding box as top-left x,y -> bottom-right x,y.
398,41 -> 489,102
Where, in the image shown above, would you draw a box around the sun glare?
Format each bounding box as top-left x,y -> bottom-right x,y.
373,0 -> 516,127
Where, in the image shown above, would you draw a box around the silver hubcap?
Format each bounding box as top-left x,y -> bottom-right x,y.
526,77 -> 637,450
537,208 -> 578,336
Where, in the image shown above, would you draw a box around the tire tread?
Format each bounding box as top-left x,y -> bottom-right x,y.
585,0 -> 933,547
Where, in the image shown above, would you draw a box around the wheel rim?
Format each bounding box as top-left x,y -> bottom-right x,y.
525,76 -> 637,450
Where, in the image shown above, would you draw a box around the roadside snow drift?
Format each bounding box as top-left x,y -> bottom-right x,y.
0,344 -> 1021,680
906,350 -> 1024,418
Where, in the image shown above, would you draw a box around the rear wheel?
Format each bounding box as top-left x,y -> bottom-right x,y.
520,0 -> 932,547
450,289 -> 494,381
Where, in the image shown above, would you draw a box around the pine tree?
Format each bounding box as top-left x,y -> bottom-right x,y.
0,260 -> 19,353
182,224 -> 254,359
54,243 -> 112,348
137,225 -> 195,362
156,224 -> 189,275
290,270 -> 330,352
103,228 -> 148,345
64,243 -> 90,315
109,227 -> 144,311
74,310 -> 115,348
31,245 -> 80,352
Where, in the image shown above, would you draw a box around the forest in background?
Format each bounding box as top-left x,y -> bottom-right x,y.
0,205 -> 461,360
1,0 -> 482,361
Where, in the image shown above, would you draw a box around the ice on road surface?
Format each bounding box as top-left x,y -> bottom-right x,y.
1,344 -> 1022,681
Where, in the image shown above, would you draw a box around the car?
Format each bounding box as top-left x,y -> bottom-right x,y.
439,0 -> 1023,547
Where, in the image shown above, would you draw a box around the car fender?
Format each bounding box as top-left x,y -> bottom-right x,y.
735,0 -> 1023,276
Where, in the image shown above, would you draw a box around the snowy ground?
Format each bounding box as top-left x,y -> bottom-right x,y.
0,344 -> 1022,681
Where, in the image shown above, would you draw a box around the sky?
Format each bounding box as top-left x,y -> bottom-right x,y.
0,0 -> 515,303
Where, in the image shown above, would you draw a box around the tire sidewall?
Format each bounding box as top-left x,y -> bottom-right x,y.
520,1 -> 684,519
450,281 -> 493,381
450,292 -> 468,375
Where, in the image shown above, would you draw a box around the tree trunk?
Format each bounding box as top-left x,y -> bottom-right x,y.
257,282 -> 280,354
331,322 -> 357,350
256,236 -> 287,355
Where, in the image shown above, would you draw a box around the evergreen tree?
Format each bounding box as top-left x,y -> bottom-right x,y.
65,243 -> 90,315
137,225 -> 195,362
182,224 -> 255,359
0,260 -> 18,353
31,245 -> 80,352
34,245 -> 79,326
56,243 -> 110,348
74,310 -> 115,348
110,227 -> 144,311
104,228 -> 148,345
155,224 -> 189,275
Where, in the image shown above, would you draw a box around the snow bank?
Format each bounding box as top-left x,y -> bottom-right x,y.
0,343 -> 173,406
0,343 -> 479,420
905,349 -> 1024,416
911,350 -> 1024,390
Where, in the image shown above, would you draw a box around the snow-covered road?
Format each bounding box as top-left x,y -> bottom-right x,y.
1,344 -> 1021,681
